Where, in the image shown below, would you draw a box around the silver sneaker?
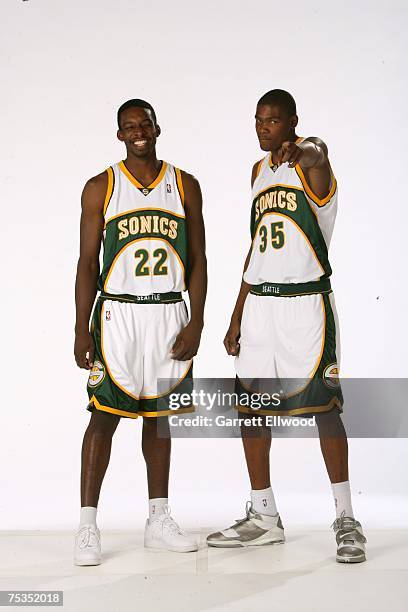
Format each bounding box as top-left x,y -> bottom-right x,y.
207,502 -> 285,548
332,512 -> 367,563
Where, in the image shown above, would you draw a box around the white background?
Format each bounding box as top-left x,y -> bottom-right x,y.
1,0 -> 407,530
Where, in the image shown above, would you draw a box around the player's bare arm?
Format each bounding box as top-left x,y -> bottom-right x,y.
277,136 -> 332,200
224,161 -> 259,356
171,172 -> 207,361
74,172 -> 106,369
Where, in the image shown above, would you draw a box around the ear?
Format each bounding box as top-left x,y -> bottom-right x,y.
117,129 -> 125,142
156,124 -> 161,138
290,114 -> 298,129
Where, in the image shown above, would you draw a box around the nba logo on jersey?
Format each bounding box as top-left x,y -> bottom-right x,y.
166,183 -> 172,193
106,310 -> 111,321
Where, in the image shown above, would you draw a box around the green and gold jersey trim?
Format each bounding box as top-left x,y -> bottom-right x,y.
118,160 -> 168,193
103,166 -> 115,215
174,167 -> 185,207
295,164 -> 337,207
104,206 -> 185,228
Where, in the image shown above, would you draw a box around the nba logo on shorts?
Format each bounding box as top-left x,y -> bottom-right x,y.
106,310 -> 111,321
166,183 -> 172,193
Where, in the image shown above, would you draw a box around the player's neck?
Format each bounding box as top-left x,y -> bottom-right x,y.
123,153 -> 161,184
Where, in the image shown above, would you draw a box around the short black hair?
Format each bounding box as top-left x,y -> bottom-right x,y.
117,99 -> 157,129
257,89 -> 297,117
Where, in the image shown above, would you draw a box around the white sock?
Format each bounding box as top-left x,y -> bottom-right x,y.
251,487 -> 278,516
79,506 -> 97,527
149,498 -> 168,521
332,481 -> 354,518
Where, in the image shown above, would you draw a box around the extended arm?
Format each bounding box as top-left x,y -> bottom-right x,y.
171,172 -> 207,361
74,172 -> 106,369
278,136 -> 332,200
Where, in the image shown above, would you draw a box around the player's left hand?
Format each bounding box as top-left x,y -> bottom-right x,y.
276,141 -> 303,168
171,322 -> 202,361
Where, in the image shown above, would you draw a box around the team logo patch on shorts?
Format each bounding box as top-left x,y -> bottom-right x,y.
323,363 -> 340,388
87,360 -> 106,388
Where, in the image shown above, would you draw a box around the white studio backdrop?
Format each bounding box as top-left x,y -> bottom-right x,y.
0,0 -> 407,530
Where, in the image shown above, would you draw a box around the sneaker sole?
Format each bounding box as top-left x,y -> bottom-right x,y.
336,553 -> 366,563
207,537 -> 285,548
144,542 -> 198,553
74,558 -> 102,566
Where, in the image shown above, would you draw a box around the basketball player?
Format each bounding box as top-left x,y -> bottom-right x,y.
207,90 -> 367,563
74,99 -> 207,565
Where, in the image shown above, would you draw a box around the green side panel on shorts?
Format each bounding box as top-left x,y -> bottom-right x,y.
98,209 -> 187,291
235,292 -> 343,415
86,299 -> 140,416
250,187 -> 331,278
140,363 -> 194,413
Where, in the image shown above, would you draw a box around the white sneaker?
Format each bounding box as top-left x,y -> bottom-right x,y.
74,524 -> 102,566
144,505 -> 198,553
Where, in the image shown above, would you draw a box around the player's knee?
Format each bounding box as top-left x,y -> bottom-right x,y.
88,409 -> 120,434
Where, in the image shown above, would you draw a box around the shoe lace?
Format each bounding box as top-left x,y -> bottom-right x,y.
233,501 -> 253,526
160,505 -> 186,536
331,510 -> 358,531
331,511 -> 366,544
77,525 -> 98,549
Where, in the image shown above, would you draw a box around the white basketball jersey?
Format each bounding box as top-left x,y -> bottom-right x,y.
244,139 -> 338,285
98,161 -> 187,296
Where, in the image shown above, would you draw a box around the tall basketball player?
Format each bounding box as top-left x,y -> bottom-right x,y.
207,90 -> 367,563
74,99 -> 207,565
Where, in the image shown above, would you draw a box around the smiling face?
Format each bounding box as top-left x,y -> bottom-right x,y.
117,106 -> 160,158
255,103 -> 298,152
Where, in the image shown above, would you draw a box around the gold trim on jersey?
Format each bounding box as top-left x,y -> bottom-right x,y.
90,395 -> 139,418
295,164 -> 337,207
255,158 -> 264,178
104,206 -> 186,228
139,362 -> 193,400
174,167 -> 185,207
251,211 -> 325,277
103,167 -> 114,215
118,160 -> 168,191
253,182 -> 304,204
100,302 -> 141,401
103,237 -> 186,293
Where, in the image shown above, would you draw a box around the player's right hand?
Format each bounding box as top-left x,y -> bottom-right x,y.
74,331 -> 95,369
224,320 -> 241,356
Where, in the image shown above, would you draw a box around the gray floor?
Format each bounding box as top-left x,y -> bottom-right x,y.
0,529 -> 407,611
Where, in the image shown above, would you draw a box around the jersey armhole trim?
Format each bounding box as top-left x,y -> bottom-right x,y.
255,158 -> 264,178
295,164 -> 337,207
103,167 -> 115,215
175,167 -> 185,208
